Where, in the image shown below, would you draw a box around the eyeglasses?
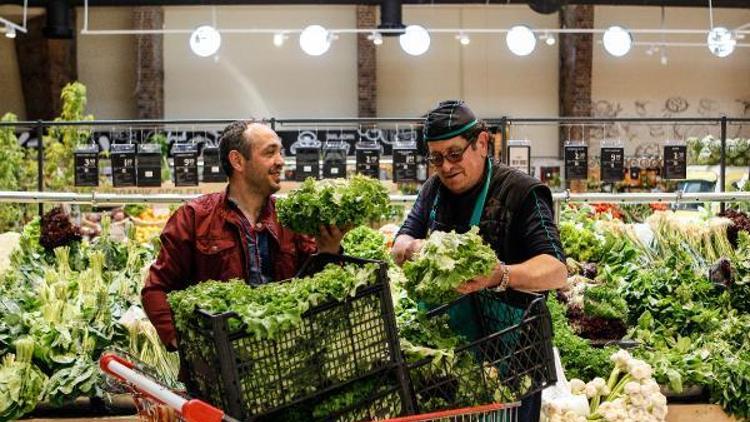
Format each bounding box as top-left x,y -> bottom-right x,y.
426,139 -> 476,166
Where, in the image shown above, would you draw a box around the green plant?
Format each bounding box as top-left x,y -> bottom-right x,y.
44,82 -> 95,191
0,113 -> 36,231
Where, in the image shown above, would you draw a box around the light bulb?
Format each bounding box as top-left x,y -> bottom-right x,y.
368,32 -> 383,46
506,25 -> 536,56
456,33 -> 470,46
399,25 -> 430,56
545,35 -> 556,46
299,25 -> 331,56
707,27 -> 736,58
5,25 -> 16,39
603,26 -> 632,57
273,32 -> 286,47
189,25 -> 221,57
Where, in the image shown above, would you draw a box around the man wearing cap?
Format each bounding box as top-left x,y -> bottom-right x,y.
391,100 -> 567,421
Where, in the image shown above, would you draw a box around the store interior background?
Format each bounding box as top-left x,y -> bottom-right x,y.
1,4 -> 749,160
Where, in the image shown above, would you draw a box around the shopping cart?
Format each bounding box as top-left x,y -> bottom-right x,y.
379,403 -> 520,422
99,353 -> 239,422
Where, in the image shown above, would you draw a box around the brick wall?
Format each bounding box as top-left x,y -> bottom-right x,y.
133,6 -> 164,119
15,14 -> 77,120
559,5 -> 594,150
357,5 -> 377,118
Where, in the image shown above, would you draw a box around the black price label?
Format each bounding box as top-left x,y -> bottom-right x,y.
137,144 -> 162,187
356,148 -> 380,178
295,148 -> 320,181
322,149 -> 347,179
202,146 -> 227,183
564,145 -> 588,180
601,147 -> 625,182
111,145 -> 136,187
74,146 -> 99,187
174,153 -> 199,186
393,148 -> 418,183
663,145 -> 687,180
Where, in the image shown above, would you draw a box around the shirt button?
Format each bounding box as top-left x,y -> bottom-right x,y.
211,246 -> 218,251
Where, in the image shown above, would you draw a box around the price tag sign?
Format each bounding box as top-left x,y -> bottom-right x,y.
295,147 -> 320,181
74,145 -> 99,187
202,145 -> 227,183
564,145 -> 588,180
172,144 -> 199,186
663,145 -> 687,180
507,144 -> 531,175
322,147 -> 347,179
137,143 -> 162,187
601,147 -> 625,182
355,148 -> 380,178
111,144 -> 136,187
393,147 -> 418,183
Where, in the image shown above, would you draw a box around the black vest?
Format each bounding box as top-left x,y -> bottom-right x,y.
423,161 -> 550,265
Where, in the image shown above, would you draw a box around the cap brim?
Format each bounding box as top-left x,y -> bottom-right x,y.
424,119 -> 479,142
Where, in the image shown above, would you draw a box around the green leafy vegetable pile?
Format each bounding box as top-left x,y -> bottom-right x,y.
342,225 -> 391,263
276,175 -> 392,235
169,263 -> 378,340
403,226 -> 496,307
0,214 -> 175,418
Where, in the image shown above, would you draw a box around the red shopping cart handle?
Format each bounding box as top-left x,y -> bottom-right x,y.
100,353 -> 240,422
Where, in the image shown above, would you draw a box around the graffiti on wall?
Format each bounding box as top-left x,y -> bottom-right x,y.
589,96 -> 750,154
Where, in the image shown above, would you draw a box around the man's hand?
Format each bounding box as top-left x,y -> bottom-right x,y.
391,234 -> 425,266
315,225 -> 349,254
456,262 -> 503,295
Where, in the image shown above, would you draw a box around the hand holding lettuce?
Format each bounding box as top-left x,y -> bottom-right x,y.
403,227 -> 497,307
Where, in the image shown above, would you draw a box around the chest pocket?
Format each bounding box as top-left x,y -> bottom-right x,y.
196,237 -> 237,256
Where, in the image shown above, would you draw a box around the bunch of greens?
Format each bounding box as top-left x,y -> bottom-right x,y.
583,284 -> 628,321
169,263 -> 378,340
403,227 -> 496,307
342,225 -> 390,263
277,175 -> 391,235
549,295 -> 615,382
0,337 -> 47,421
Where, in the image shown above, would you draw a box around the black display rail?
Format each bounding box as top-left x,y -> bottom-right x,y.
500,116 -> 750,213
0,116 -> 747,216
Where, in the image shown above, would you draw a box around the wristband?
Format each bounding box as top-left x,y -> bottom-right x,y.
493,262 -> 511,292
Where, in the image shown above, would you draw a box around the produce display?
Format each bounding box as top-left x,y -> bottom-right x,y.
0,208 -> 179,421
276,175 -> 392,235
0,181 -> 748,421
556,203 -> 750,420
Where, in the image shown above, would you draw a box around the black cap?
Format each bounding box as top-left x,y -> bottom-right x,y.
423,100 -> 479,142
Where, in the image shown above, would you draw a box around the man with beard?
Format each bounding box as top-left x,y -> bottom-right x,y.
142,121 -> 346,350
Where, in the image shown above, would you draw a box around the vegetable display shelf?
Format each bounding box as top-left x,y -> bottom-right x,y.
406,289 -> 556,414
173,254 -> 412,421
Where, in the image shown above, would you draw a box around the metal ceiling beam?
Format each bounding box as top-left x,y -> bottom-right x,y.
1,0 -> 749,8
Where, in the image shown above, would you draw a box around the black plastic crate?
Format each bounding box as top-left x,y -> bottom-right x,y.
261,367 -> 405,422
405,289 -> 556,414
174,253 -> 412,421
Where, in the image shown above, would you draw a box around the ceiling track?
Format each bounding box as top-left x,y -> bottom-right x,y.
1,0 -> 749,8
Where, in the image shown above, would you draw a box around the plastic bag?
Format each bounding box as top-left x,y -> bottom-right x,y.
541,348 -> 590,422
